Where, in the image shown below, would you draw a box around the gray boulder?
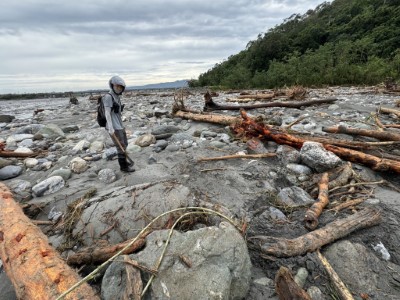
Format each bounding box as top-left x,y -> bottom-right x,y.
0,115 -> 15,123
102,222 -> 251,300
151,125 -> 180,135
300,141 -> 342,172
277,145 -> 301,163
0,166 -> 23,180
98,168 -> 117,183
277,186 -> 314,208
37,124 -> 65,140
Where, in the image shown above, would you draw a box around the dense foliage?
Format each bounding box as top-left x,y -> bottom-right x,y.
189,0 -> 400,88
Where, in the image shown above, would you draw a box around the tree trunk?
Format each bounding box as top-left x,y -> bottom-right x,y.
0,183 -> 99,300
322,125 -> 400,141
249,207 -> 381,257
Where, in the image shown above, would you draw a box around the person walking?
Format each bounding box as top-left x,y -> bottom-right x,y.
104,75 -> 135,172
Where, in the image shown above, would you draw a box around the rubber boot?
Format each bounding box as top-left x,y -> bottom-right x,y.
118,158 -> 135,173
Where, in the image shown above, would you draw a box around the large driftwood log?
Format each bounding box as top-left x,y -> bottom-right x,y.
322,125 -> 400,141
67,238 -> 146,265
203,92 -> 337,111
249,207 -> 381,257
233,110 -> 400,173
275,266 -> 312,300
0,183 -> 99,300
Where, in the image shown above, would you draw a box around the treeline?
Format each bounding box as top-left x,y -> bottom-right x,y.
0,92 -> 76,101
189,0 -> 400,88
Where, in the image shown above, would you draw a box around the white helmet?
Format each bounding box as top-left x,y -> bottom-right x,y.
109,76 -> 126,94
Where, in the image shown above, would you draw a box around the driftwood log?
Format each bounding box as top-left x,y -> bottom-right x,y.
249,207 -> 381,257
379,107 -> 400,118
275,266 -> 312,300
0,150 -> 38,158
203,92 -> 337,111
304,173 -> 329,230
174,110 -> 240,125
322,125 -> 400,141
233,110 -> 400,173
67,238 -> 146,266
0,183 -> 99,300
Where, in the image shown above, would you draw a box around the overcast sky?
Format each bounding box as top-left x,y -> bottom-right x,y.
0,0 -> 323,93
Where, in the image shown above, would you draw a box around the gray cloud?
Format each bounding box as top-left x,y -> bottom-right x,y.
0,0 -> 323,93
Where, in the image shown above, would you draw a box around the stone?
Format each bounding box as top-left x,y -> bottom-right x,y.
0,115 -> 15,123
286,163 -> 313,175
277,186 -> 314,208
126,144 -> 141,153
8,179 -> 32,196
135,134 -> 156,147
151,125 -> 180,135
0,165 -> 23,180
68,157 -> 88,174
104,147 -> 118,160
24,158 -> 39,168
0,158 -> 13,169
294,267 -> 308,288
49,168 -> 72,181
72,140 -> 90,153
166,144 -> 180,152
169,132 -> 194,144
277,145 -> 301,163
61,125 -> 79,133
37,124 -> 65,140
300,141 -> 342,172
89,141 -> 104,153
307,286 -> 326,300
98,169 -> 117,183
102,223 -> 251,300
32,176 -> 65,197
14,147 -> 33,154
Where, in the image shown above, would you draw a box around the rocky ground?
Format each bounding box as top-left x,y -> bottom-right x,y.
1,86 -> 400,300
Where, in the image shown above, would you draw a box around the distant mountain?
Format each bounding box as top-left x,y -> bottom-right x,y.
127,80 -> 188,90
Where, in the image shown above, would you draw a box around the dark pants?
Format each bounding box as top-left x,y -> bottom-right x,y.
110,129 -> 132,168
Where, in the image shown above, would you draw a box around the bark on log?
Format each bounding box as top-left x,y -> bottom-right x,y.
0,183 -> 99,300
304,173 -> 329,230
249,207 -> 381,257
204,92 -> 337,111
67,238 -> 146,266
174,110 -> 240,125
322,125 -> 400,141
379,107 -> 400,118
275,266 -> 312,300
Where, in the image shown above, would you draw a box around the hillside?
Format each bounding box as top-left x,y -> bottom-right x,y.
190,0 -> 400,88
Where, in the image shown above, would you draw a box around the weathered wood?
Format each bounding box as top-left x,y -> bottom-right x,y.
317,251 -> 355,300
379,107 -> 400,118
0,183 -> 99,300
304,173 -> 329,230
237,93 -> 275,100
174,110 -> 240,125
275,266 -> 312,300
67,238 -> 146,266
249,207 -> 381,257
0,150 -> 37,158
204,94 -> 337,111
233,110 -> 400,173
322,125 -> 400,141
197,153 -> 276,162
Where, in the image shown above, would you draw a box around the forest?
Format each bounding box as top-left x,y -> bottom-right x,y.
189,0 -> 400,89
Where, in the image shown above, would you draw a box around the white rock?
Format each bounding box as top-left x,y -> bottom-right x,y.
68,157 -> 88,174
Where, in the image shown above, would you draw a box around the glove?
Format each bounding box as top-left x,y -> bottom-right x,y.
108,127 -> 115,135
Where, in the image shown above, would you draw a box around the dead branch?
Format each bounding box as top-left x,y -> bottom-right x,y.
316,250 -> 355,300
275,266 -> 312,300
67,238 -> 146,266
204,93 -> 337,111
328,198 -> 367,214
322,125 -> 400,141
197,153 -> 276,162
0,183 -> 99,300
249,207 -> 381,257
304,173 -> 329,230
